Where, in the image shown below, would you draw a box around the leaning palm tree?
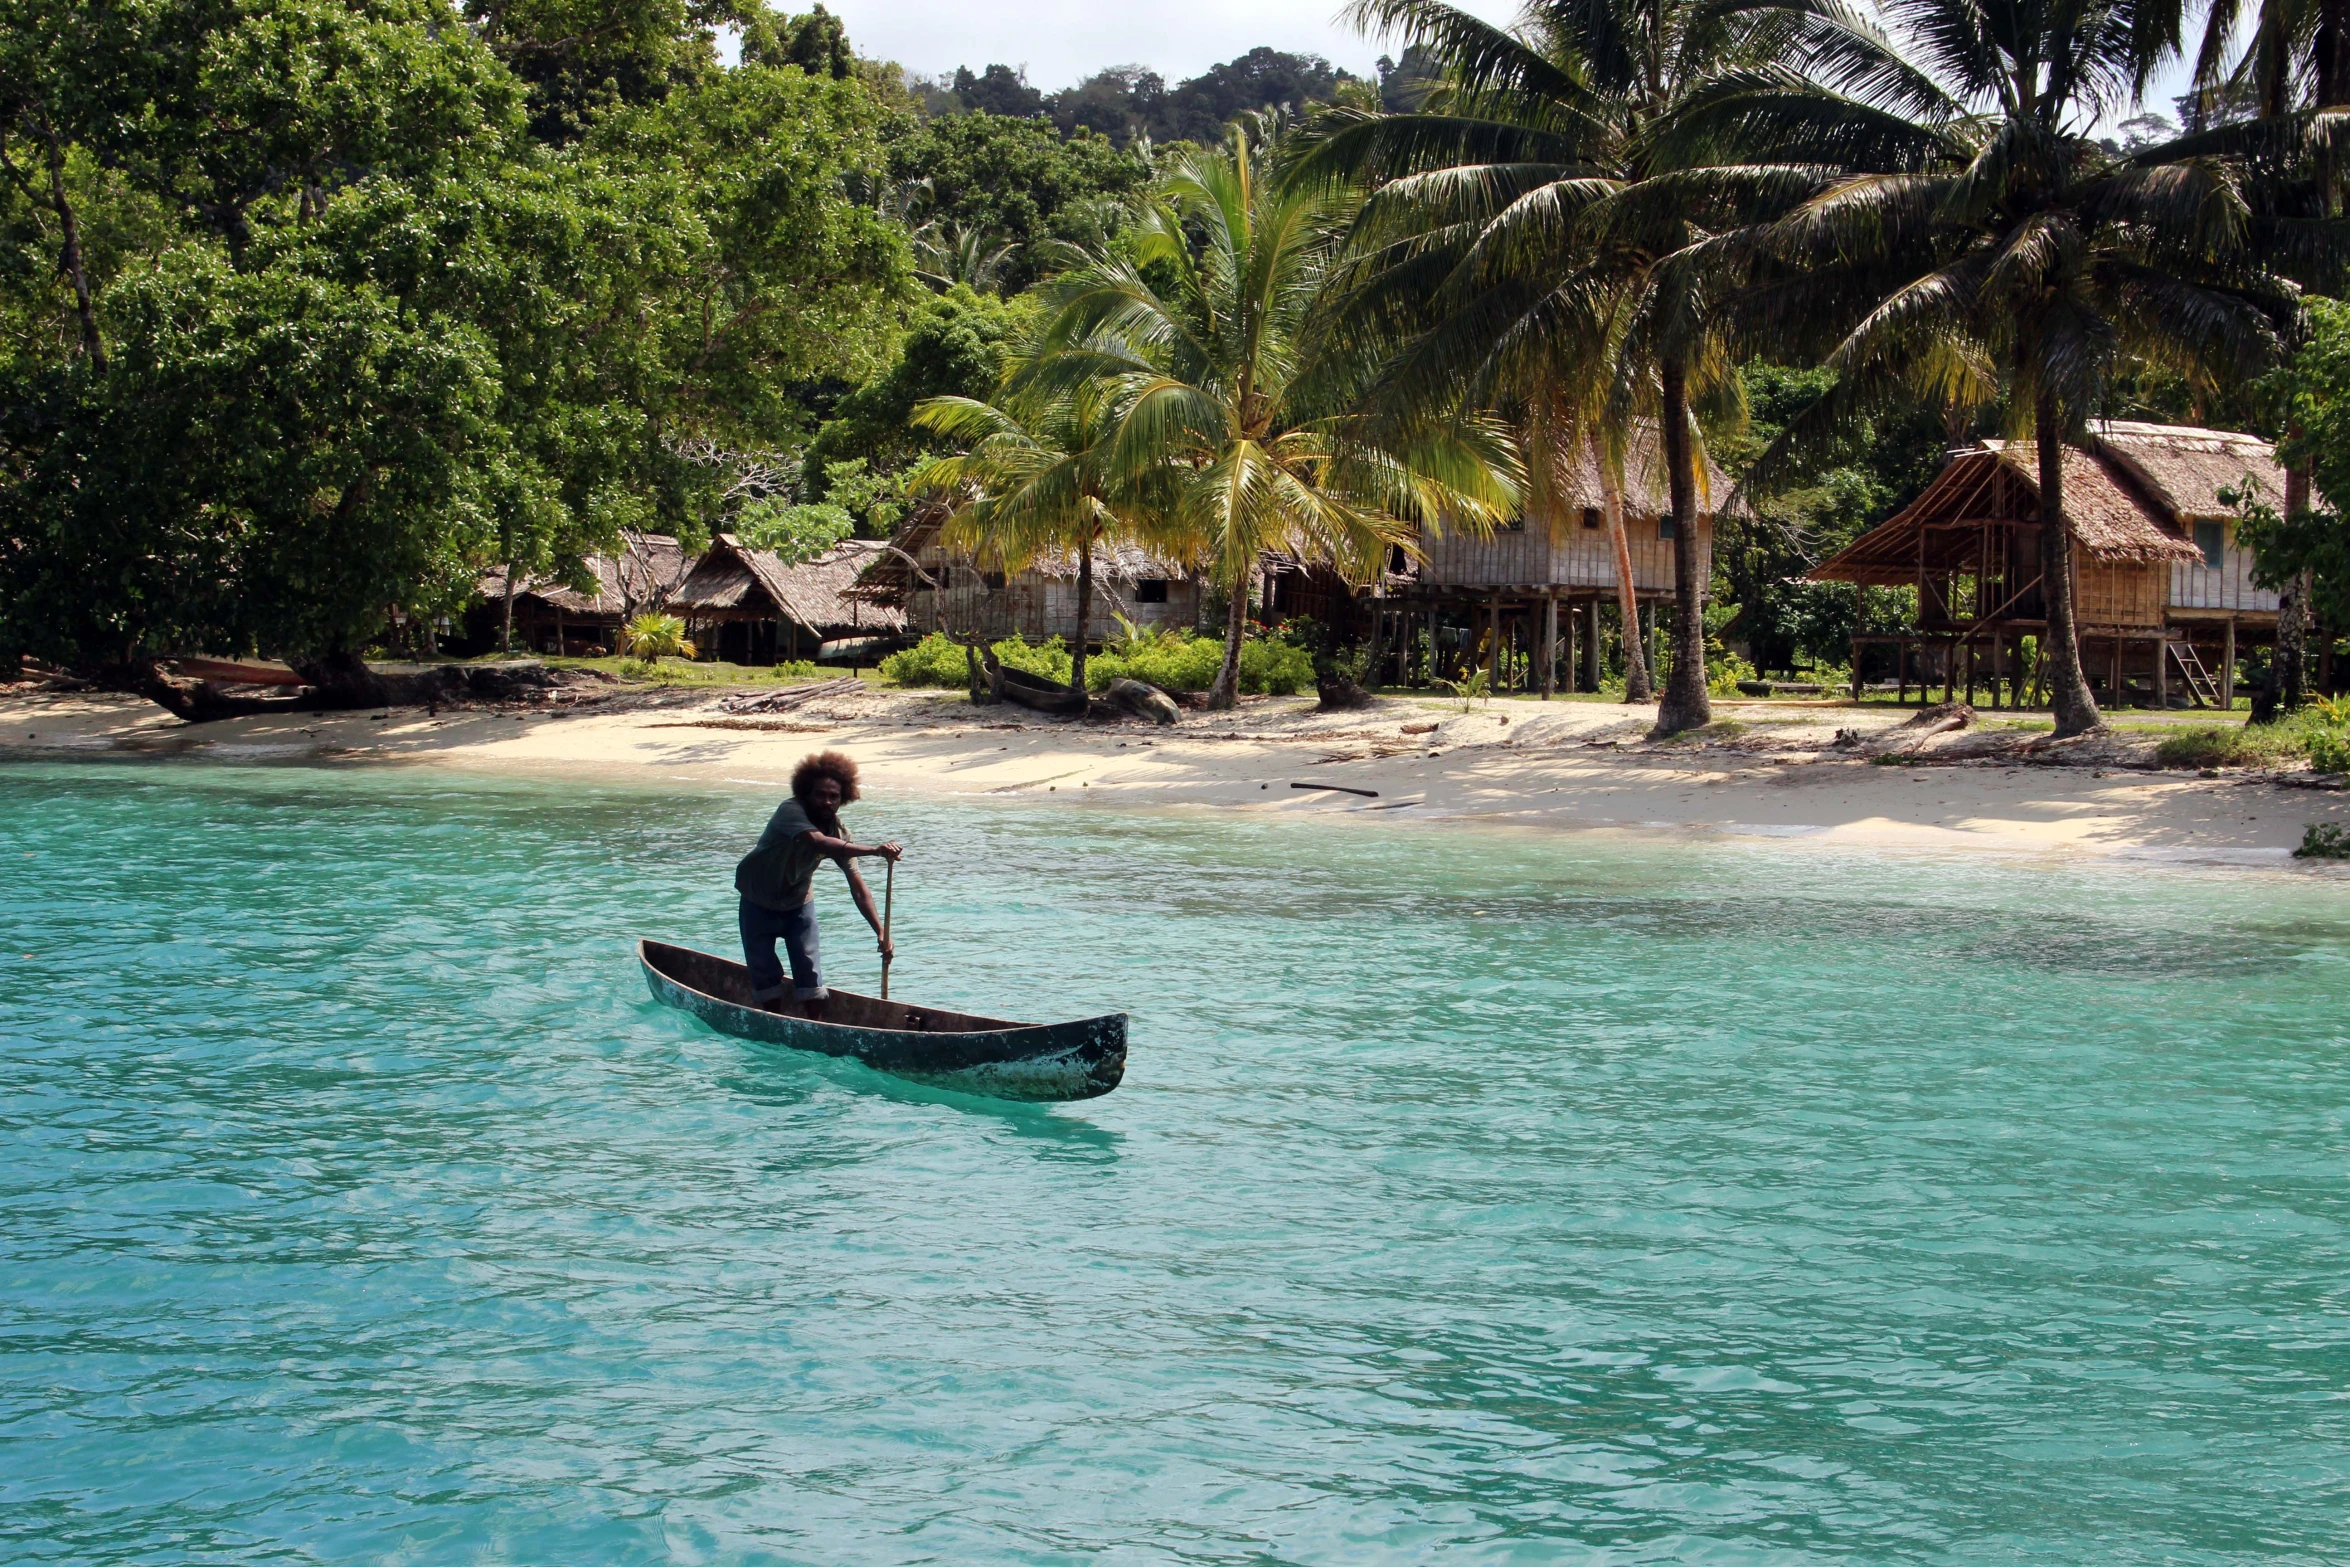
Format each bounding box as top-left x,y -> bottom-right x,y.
1306,0 -> 1796,734
1677,0 -> 2300,736
908,380 -> 1165,692
1015,116 -> 1521,709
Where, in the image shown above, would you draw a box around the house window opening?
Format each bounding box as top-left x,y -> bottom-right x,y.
1581,507 -> 1602,530
1133,578 -> 1169,604
1657,516 -> 1677,541
2194,520 -> 2224,570
981,570 -> 1007,591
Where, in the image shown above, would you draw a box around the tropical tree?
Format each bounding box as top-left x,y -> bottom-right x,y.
1308,0 -> 1795,733
1681,0 -> 2299,736
1015,116 -> 1519,709
909,380 -> 1171,692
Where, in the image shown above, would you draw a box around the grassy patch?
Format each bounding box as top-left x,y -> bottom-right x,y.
2153,718 -> 2319,770
545,655 -> 824,688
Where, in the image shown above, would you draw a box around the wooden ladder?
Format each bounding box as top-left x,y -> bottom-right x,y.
2167,638 -> 2222,708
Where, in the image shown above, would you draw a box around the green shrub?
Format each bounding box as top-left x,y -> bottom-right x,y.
619,612 -> 695,661
1706,650 -> 1758,698
1239,634 -> 1315,695
2308,727 -> 2350,775
880,632 -> 972,687
2155,708 -> 2347,770
2296,823 -> 2350,859
880,632 -> 1072,689
1087,632 -> 1224,692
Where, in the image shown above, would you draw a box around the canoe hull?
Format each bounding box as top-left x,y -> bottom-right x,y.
637,939 -> 1126,1101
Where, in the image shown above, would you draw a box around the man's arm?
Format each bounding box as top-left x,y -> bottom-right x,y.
839,860 -> 893,959
802,830 -> 901,863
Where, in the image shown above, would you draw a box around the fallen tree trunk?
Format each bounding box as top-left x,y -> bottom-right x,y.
1833,701 -> 1974,760
138,655 -> 559,722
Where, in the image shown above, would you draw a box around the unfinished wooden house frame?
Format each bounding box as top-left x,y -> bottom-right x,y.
1808,422 -> 2285,708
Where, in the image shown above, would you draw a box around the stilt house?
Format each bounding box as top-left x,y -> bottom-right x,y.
1359,425 -> 1741,692
665,536 -> 905,665
847,508 -> 1200,643
468,531 -> 691,655
1807,422 -> 2287,708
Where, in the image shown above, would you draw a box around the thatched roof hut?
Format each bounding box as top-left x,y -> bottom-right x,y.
667,535 -> 905,664
468,531 -> 693,654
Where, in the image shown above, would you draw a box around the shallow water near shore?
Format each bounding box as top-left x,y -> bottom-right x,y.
3,758 -> 2347,1565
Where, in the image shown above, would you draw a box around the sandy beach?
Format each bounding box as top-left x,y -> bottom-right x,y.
11,675 -> 2350,865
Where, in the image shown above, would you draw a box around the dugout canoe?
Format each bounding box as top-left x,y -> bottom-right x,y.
637,939 -> 1127,1101
986,662 -> 1090,717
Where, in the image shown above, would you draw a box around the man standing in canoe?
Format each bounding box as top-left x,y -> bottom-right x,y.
736,751 -> 899,1016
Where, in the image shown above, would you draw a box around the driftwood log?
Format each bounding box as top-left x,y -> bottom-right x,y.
138,652 -> 560,723
721,675 -> 863,716
1106,678 -> 1180,726
1315,676 -> 1375,711
1833,701 -> 1974,759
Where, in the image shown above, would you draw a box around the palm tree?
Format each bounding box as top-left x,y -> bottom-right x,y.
1305,0 -> 1787,733
908,381 -> 1162,692
1014,116 -> 1520,709
1680,0 -> 2298,736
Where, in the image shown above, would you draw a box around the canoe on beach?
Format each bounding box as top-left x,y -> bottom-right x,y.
636,939 -> 1127,1101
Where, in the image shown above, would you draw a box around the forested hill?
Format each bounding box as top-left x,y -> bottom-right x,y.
0,0 -> 1365,675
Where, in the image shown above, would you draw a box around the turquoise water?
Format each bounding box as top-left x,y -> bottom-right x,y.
3,761 -> 2347,1565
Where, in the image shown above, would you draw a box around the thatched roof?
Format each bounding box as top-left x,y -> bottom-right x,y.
1544,423 -> 1748,520
669,536 -> 905,632
477,531 -> 691,618
849,507 -> 1192,608
2087,420 -> 2293,521
1810,435 -> 2202,586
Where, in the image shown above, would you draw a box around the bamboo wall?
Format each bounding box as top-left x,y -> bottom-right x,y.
2075,557 -> 2165,628
908,563 -> 1201,643
1417,515 -> 1711,593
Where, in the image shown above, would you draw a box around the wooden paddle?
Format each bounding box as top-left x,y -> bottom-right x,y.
880,855 -> 894,1000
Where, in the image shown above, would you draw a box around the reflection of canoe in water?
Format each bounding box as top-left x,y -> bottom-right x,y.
987,661 -> 1090,717
637,939 -> 1127,1101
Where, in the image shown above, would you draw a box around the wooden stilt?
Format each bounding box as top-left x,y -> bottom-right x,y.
1897,639 -> 1909,705
1584,600 -> 1602,691
1850,634 -> 1863,702
2223,615 -> 2237,710
1539,592 -> 1558,700
1487,591 -> 1502,691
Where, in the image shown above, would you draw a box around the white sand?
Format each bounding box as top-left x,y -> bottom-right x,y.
9,681 -> 2349,865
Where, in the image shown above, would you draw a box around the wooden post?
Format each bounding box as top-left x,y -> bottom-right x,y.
1963,637 -> 1975,706
1539,592 -> 1558,699
1584,600 -> 1602,692
1366,590 -> 1385,691
2156,633 -> 2169,709
1850,634 -> 1863,702
2108,636 -> 2123,708
2223,615 -> 2237,710
1943,638 -> 1957,704
1897,639 -> 1909,705
1487,591 -> 1502,691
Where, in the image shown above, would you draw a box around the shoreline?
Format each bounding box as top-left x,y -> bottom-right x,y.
8,681 -> 2350,869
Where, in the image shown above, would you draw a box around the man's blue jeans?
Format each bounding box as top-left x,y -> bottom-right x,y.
739,897 -> 824,1003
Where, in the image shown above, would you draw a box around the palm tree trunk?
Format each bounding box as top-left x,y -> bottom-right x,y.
1071,529 -> 1092,694
1593,430 -> 1652,703
1208,568 -> 1249,710
502,558 -> 518,656
1651,360 -> 1711,736
2036,394 -> 2102,736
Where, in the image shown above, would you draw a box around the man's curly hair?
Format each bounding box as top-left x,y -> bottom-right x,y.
790,750 -> 861,808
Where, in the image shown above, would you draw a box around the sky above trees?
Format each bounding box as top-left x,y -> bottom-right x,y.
819,0 -> 1519,86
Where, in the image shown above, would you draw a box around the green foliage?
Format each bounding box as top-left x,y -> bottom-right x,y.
618,612 -> 696,660
2307,729 -> 2350,775
736,500 -> 852,560
1082,625 -> 1313,696
1434,669 -> 1492,711
1240,634 -> 1316,697
879,631 -> 973,687
801,288 -> 1034,490
880,631 -> 1073,688
2154,712 -> 2333,769
2247,298 -> 2350,629
0,257 -> 499,665
882,114 -> 1148,292
2294,824 -> 2350,859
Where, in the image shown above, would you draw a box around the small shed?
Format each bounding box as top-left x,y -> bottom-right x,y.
1808,422 -> 2283,708
848,509 -> 1200,644
469,532 -> 692,655
667,536 -> 906,665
